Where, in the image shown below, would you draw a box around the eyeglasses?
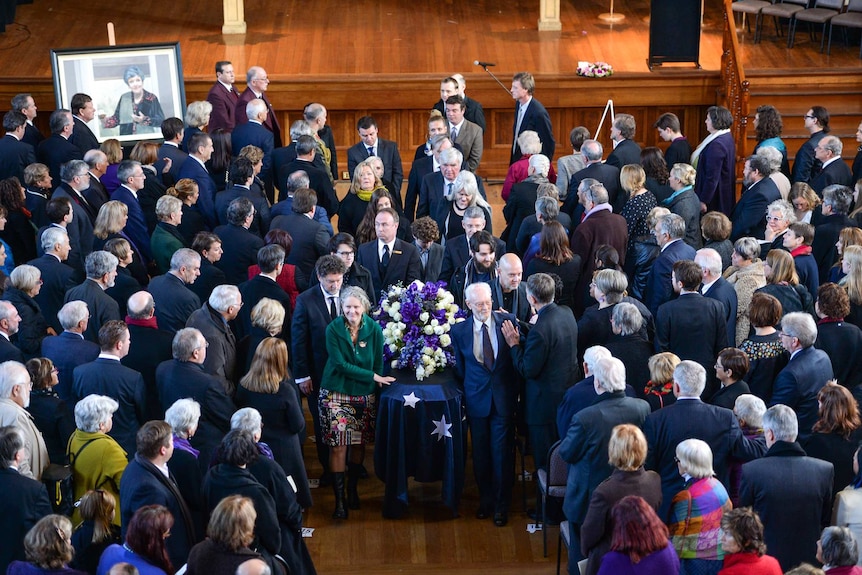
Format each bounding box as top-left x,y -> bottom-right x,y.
674,456 -> 681,463
765,215 -> 784,222
336,250 -> 355,257
804,114 -> 816,119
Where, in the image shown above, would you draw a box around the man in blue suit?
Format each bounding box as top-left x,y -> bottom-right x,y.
153,117 -> 187,181
730,155 -> 781,241
111,160 -> 152,264
346,116 -> 403,192
0,111 -> 35,185
696,248 -> 738,348
177,132 -> 217,229
645,213 -> 697,316
509,71 -> 555,165
453,282 -> 518,527
771,312 -> 834,442
40,301 -> 99,401
231,99 -> 274,195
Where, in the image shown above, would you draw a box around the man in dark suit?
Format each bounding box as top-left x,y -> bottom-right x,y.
177,131 -> 217,229
214,197 -> 265,285
269,187 -> 330,280
156,328 -> 235,462
444,95 -> 483,172
206,61 -> 240,133
0,301 -> 24,364
72,320 -> 146,455
731,155 -> 781,241
36,110 -> 83,185
810,135 -> 853,195
10,93 -> 44,149
275,135 -> 338,218
231,98 -> 274,193
509,71 -> 555,165
147,248 -> 202,335
563,140 -> 622,216
82,150 -> 110,213
515,196 -> 573,257
439,206 -> 505,286
0,111 -> 35,185
346,115 -> 404,193
656,260 -> 729,399
68,93 -> 100,155
645,213 -> 697,316
492,254 -> 532,324
124,291 -> 174,420
771,312 -> 834,442
792,105 -> 829,185
64,251 -> 121,342
740,404 -> 834,571
50,168 -> 95,278
417,147 -> 477,222
216,157 -> 270,237
0,426 -> 53,575
40,301 -> 100,401
292,255 -> 346,485
356,208 -> 421,297
605,113 -> 641,171
237,244 -> 292,341
559,357 -> 650,562
234,66 -> 282,148
453,283 -> 519,526
28,227 -> 76,334
120,421 -> 197,568
411,217 -> 444,283
696,248 -> 738,348
644,360 -> 766,519
433,75 -> 486,131
812,185 -> 859,283
185,285 -> 241,393
111,160 -> 153,263
153,117 -> 188,181
501,273 -> 579,474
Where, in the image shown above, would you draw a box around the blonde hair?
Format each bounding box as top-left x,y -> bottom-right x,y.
207,495 -> 256,551
648,352 -> 680,385
844,245 -> 862,305
620,164 -> 646,194
608,424 -> 648,471
93,200 -> 129,239
239,337 -> 288,394
100,139 -> 122,164
350,160 -> 384,194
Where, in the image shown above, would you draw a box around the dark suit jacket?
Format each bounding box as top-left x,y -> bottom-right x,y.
0,335 -> 24,364
0,134 -> 35,184
237,274 -> 292,341
123,323 -> 175,420
510,303 -> 579,426
559,391 -> 651,524
186,302 -> 238,389
347,138 -> 404,193
702,276 -> 738,348
69,116 -> 99,155
177,157 -> 218,229
565,162 -> 623,215
21,123 -> 44,149
147,272 -> 201,335
28,253 -> 76,334
215,184 -> 271,237
83,176 -> 109,215
571,209 -> 629,314
153,142 -> 188,181
291,285 -> 337,391
740,441 -> 833,571
452,119 -> 483,172
605,139 -> 642,171
452,311 -> 518,419
275,158 -> 338,217
405,155 -> 434,221
694,131 -> 736,215
644,240 -> 697,316
37,133 -> 83,184
73,357 -> 146,455
439,233 -> 506,287
270,213 -> 330,280
234,89 -> 282,148
644,398 -> 766,519
810,158 -> 853,195
813,214 -> 859,284
189,258 -> 225,305
420,242 -> 444,283
792,131 -> 828,185
356,238 -> 422,298
231,121 -> 274,189
206,81 -> 240,133
770,345 -> 834,441
40,331 -> 100,401
416,170 -> 487,223
510,97 -> 555,165
0,467 -> 53,574
503,180 -> 540,251
64,279 -> 121,342
730,177 -> 781,241
111,185 -> 152,262
213,224 -> 265,285
50,185 -> 95,276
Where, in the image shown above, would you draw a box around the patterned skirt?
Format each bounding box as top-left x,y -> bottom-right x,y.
319,388 -> 377,446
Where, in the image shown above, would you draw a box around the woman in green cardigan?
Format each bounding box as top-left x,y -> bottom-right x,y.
150,194 -> 187,275
320,285 -> 394,519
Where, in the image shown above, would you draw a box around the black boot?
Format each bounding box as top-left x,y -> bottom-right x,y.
347,463 -> 361,509
332,472 -> 348,519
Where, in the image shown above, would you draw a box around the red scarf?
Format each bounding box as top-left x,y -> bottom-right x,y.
790,245 -> 812,257
125,315 -> 159,329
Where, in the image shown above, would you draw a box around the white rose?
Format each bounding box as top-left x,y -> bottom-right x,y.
436,302 -> 447,310
392,312 -> 402,322
391,360 -> 399,369
416,366 -> 426,379
424,325 -> 434,335
448,316 -> 457,325
413,280 -> 425,290
433,326 -> 444,335
439,334 -> 451,347
419,312 -> 430,323
389,343 -> 398,353
390,301 -> 400,312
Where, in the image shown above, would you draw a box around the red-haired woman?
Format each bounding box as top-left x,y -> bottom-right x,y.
96,505 -> 175,575
597,495 -> 679,574
803,381 -> 862,497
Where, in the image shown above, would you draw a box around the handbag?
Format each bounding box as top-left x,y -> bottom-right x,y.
43,436 -> 98,516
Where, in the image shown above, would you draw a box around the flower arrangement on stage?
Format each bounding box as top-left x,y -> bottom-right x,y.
374,280 -> 467,381
577,61 -> 614,78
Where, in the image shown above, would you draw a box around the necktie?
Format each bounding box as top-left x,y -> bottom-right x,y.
450,126 -> 458,141
329,296 -> 338,320
446,182 -> 454,200
382,245 -> 390,267
367,146 -> 374,157
482,323 -> 494,371
513,104 -> 526,152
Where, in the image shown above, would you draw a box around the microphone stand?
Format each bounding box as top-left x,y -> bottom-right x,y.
476,63 -> 512,96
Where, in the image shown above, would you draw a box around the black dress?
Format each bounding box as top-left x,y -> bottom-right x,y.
26,388 -> 75,464
525,256 -> 582,312
739,332 -> 787,402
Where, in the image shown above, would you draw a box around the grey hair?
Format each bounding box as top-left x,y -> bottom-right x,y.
733,237 -> 761,262
581,140 -> 603,162
286,170 -> 310,193
74,394 -> 119,432
289,119 -> 314,141
734,394 -> 766,428
535,196 -> 560,221
58,301 -> 89,330
670,163 -> 697,186
762,404 -> 798,442
438,146 -> 463,166
528,154 -> 550,177
209,285 -> 241,313
10,265 -> 41,292
673,360 -> 706,397
517,130 -> 542,155
612,302 -> 643,336
246,99 -> 267,121
227,197 -> 255,226
821,135 -> 843,157
41,227 -> 69,254
658,213 -> 686,241
231,407 -> 262,434
594,357 -> 626,392
60,159 -> 89,183
170,248 -> 201,273
172,327 -> 205,361
695,248 -> 723,276
820,526 -> 859,567
0,361 -> 27,399
340,285 -> 372,314
83,149 -> 107,169
536,183 -> 560,200
463,206 -> 486,221
824,185 -> 854,215
116,160 -> 141,184
165,398 -> 201,438
594,269 -> 628,301
675,438 -> 715,479
464,282 -> 492,304
583,345 -> 612,373
453,170 -> 479,199
756,146 -> 783,173
85,251 -> 118,279
185,100 -> 213,128
156,195 -> 183,221
766,199 -> 797,224
586,183 -> 609,205
780,311 -> 817,347
0,301 -> 16,326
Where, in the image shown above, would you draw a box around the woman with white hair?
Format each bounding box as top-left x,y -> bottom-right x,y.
181,100 -> 213,152
436,169 -> 492,241
724,237 -> 768,345
67,394 -> 127,527
501,130 -> 556,201
668,438 -> 732,575
165,398 -> 204,531
5,264 -> 52,358
817,526 -> 862,573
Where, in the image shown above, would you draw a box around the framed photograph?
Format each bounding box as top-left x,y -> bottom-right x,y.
51,42 -> 186,144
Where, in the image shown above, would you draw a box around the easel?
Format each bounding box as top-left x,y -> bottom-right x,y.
596,99 -> 616,141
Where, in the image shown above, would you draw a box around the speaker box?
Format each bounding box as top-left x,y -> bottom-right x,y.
648,0 -> 702,68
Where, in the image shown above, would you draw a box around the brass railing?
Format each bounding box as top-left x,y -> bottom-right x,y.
721,0 -> 751,166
